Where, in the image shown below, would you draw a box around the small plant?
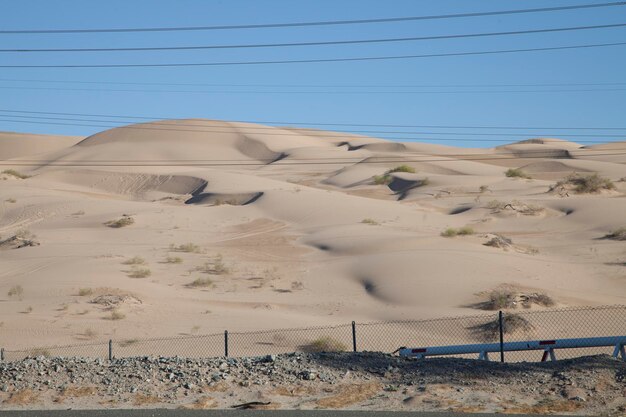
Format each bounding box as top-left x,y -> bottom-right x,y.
187,277 -> 214,288
552,173 -> 615,194
164,256 -> 183,264
195,254 -> 229,275
486,289 -> 516,310
291,281 -> 304,291
301,336 -> 347,353
83,328 -> 97,339
5,198 -> 16,203
119,339 -> 139,347
71,210 -> 85,216
107,309 -> 125,320
127,267 -> 151,278
2,169 -> 30,179
505,168 -> 532,179
441,226 -> 474,237
373,165 -> 416,185
104,216 -> 134,228
8,285 -> 24,299
361,218 -> 379,225
23,306 -> 33,314
78,288 -> 93,296
122,256 -> 146,265
170,243 -> 201,253
603,227 -> 626,241
479,185 -> 490,193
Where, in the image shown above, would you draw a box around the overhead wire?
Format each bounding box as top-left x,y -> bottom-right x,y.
3,41 -> 626,68
2,2 -> 624,34
3,23 -> 626,53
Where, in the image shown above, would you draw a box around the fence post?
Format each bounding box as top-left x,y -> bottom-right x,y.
108,339 -> 113,361
224,330 -> 229,357
1,348 -> 4,362
498,311 -> 505,363
351,321 -> 357,352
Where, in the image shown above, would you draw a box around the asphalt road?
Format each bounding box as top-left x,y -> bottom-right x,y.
0,411 -> 560,417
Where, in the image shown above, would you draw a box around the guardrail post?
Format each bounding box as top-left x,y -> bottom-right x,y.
224,330 -> 229,357
351,321 -> 357,352
498,311 -> 505,363
108,339 -> 113,361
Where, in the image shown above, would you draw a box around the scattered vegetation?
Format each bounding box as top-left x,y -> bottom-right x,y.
8,285 -> 24,299
603,227 -> 626,241
107,309 -> 126,320
373,165 -> 416,185
104,216 -> 134,228
485,289 -> 516,310
552,173 -> 615,194
2,169 -> 30,179
169,243 -> 202,253
505,168 -> 532,179
132,393 -> 162,406
361,218 -> 379,225
164,256 -> 183,264
127,267 -> 151,278
4,389 -> 39,405
78,288 -> 93,297
441,226 -> 475,237
481,288 -> 554,310
27,348 -> 51,357
300,336 -> 347,353
187,277 -> 214,288
195,254 -> 229,275
315,383 -> 381,409
291,281 -> 304,291
485,200 -> 544,216
122,256 -> 146,265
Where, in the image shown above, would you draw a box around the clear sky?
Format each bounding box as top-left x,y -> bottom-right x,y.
0,0 -> 625,147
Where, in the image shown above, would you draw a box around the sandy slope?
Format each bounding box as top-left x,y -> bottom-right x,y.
0,120 -> 624,350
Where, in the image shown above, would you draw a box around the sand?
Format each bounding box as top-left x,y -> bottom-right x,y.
0,120 -> 624,350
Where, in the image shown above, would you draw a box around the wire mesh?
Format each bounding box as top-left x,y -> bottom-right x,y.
1,305 -> 623,362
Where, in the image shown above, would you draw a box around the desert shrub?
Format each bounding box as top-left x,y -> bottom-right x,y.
26,348 -> 51,357
195,254 -> 229,274
5,198 -> 16,203
170,243 -> 201,253
23,306 -> 33,314
122,256 -> 145,265
470,313 -> 534,341
485,289 -> 516,310
603,227 -> 626,241
127,267 -> 151,278
300,336 -> 347,353
361,218 -> 379,225
479,185 -> 490,193
291,281 -> 304,291
486,200 -> 506,210
187,277 -> 214,288
104,216 -> 134,228
553,173 -> 615,194
8,285 -> 24,299
505,168 -> 532,179
373,165 -> 416,185
441,226 -> 474,237
107,310 -> 125,320
78,288 -> 93,296
524,293 -> 555,307
165,256 -> 183,264
83,328 -> 97,339
2,169 -> 30,179
119,339 -> 139,347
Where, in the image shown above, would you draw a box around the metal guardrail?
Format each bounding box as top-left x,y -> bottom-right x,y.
399,335 -> 626,361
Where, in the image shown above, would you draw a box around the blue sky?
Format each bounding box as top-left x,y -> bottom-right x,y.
0,0 -> 625,147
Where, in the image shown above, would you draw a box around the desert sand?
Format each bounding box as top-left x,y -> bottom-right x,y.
0,120 -> 624,351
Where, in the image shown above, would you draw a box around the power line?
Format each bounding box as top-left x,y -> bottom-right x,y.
2,85 -> 625,95
2,2 -> 624,34
3,78 -> 625,88
2,113 -> 625,139
2,109 -> 625,131
4,23 -> 626,53
4,41 -> 625,68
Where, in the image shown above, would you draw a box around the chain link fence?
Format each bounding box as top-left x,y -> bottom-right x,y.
1,305 -> 624,362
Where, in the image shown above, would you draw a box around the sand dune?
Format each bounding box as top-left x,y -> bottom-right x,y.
0,119 -> 624,348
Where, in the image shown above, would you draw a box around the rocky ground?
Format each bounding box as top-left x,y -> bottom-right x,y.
0,352 -> 625,414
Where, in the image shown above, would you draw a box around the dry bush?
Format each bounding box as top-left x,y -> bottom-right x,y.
180,396 -> 218,409
300,336 -> 347,353
122,256 -> 146,265
441,226 -> 474,237
54,386 -> 98,403
485,289 -> 517,310
316,383 -> 381,408
479,185 -> 490,193
604,227 -> 626,241
164,256 -> 183,264
291,281 -> 304,291
170,243 -> 201,253
2,169 -> 30,179
187,277 -> 214,288
82,328 -> 97,339
470,313 -> 534,341
361,218 -> 379,225
4,389 -> 39,405
522,293 -> 555,308
133,393 -> 162,406
118,339 -> 139,347
106,309 -> 125,320
127,267 -> 151,278
553,173 -> 615,194
5,198 -> 16,203
505,168 -> 532,179
104,216 -> 134,228
27,348 -> 51,357
483,235 -> 513,250
195,254 -> 229,275
22,305 -> 33,314
78,288 -> 93,296
8,284 -> 24,299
